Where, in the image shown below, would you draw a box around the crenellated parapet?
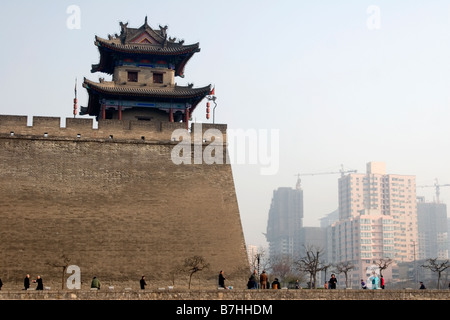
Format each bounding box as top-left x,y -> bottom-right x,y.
0,115 -> 227,143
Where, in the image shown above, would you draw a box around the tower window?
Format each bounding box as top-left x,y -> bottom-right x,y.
153,73 -> 163,84
128,71 -> 138,82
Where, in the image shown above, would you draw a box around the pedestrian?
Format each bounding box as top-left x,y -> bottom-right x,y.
140,275 -> 147,290
0,277 -> 3,290
247,270 -> 258,289
324,281 -> 328,289
24,274 -> 30,290
33,275 -> 43,290
247,275 -> 256,289
251,270 -> 258,289
361,279 -> 367,289
329,274 -> 337,289
260,270 -> 268,289
271,278 -> 281,289
371,274 -> 379,289
91,276 -> 101,290
295,280 -> 300,289
419,281 -> 426,289
218,270 -> 227,289
380,275 -> 385,289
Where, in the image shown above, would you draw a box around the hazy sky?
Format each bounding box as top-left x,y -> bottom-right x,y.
1,1 -> 450,248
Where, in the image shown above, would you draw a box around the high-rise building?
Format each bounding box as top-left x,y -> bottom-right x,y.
417,197 -> 448,260
330,162 -> 418,285
266,179 -> 303,259
298,227 -> 326,257
448,218 -> 450,255
320,209 -> 339,229
321,210 -> 339,264
246,244 -> 259,270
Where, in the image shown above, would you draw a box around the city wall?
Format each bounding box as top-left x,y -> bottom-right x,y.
0,115 -> 248,289
0,115 -> 228,142
0,289 -> 449,300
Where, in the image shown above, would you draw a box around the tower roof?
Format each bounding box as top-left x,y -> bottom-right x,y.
91,17 -> 200,77
82,78 -> 211,117
83,78 -> 211,99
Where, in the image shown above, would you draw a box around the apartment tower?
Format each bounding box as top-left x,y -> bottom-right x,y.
266,178 -> 304,260
417,198 -> 448,260
330,162 -> 418,286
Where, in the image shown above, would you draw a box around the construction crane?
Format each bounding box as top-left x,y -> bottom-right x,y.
294,164 -> 357,189
417,178 -> 450,203
295,164 -> 357,179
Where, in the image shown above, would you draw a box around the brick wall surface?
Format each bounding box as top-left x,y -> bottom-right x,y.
0,289 -> 449,300
0,118 -> 249,289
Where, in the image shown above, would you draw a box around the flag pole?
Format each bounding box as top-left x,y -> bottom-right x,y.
73,78 -> 78,118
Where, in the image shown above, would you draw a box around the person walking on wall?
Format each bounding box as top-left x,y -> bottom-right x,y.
271,278 -> 281,289
24,274 -> 30,290
329,274 -> 337,289
33,275 -> 43,290
380,275 -> 385,289
218,270 -> 227,289
361,279 -> 367,289
251,270 -> 258,289
248,270 -> 258,289
260,270 -> 268,289
371,274 -> 379,289
0,277 -> 3,290
140,275 -> 147,290
419,281 -> 426,289
91,276 -> 101,290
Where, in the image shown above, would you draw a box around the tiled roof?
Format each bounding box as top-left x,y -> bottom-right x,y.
95,36 -> 200,55
91,20 -> 200,76
83,78 -> 211,99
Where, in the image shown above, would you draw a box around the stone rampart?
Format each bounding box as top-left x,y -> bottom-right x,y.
0,289 -> 449,300
0,115 -> 227,142
0,114 -> 248,289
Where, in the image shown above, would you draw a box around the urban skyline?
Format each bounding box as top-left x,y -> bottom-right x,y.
256,163 -> 449,249
263,161 -> 448,288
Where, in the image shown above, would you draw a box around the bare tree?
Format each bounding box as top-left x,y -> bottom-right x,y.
181,255 -> 210,289
421,258 -> 449,289
335,261 -> 355,289
269,254 -> 294,286
373,258 -> 393,278
295,245 -> 326,289
47,254 -> 71,290
169,263 -> 184,286
250,247 -> 269,275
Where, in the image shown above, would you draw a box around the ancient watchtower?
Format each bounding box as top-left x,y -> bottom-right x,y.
0,18 -> 249,289
82,16 -> 211,127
